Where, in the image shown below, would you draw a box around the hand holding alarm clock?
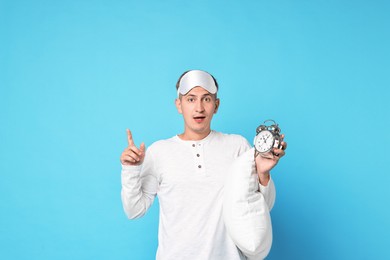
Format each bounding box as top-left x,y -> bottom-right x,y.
253,120 -> 287,182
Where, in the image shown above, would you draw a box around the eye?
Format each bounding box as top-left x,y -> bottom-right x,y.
204,97 -> 211,102
187,97 -> 195,103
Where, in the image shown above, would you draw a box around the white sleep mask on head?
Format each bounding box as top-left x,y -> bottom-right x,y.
177,70 -> 217,97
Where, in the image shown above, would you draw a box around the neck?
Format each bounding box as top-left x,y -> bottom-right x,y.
178,129 -> 211,141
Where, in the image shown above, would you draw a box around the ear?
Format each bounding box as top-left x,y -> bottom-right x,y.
214,98 -> 220,114
175,98 -> 183,114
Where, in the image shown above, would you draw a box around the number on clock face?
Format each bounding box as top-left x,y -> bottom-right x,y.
255,130 -> 274,153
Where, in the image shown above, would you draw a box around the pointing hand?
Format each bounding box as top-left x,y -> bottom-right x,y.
120,129 -> 146,166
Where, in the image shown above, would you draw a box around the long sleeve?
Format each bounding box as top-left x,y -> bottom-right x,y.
259,177 -> 276,211
223,147 -> 273,260
121,148 -> 159,219
239,137 -> 276,211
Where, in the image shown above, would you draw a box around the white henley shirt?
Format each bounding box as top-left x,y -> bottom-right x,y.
121,130 -> 276,260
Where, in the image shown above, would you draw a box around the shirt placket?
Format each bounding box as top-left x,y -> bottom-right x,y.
191,142 -> 206,174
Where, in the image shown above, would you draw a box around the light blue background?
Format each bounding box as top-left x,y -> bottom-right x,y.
1,0 -> 389,259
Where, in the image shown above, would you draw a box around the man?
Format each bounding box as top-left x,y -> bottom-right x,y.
120,70 -> 286,259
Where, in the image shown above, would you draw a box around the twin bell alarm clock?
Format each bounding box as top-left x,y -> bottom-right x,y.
254,119 -> 283,158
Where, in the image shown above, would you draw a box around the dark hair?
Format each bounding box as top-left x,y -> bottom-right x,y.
175,70 -> 219,91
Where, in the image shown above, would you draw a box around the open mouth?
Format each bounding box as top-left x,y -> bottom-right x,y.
193,116 -> 206,123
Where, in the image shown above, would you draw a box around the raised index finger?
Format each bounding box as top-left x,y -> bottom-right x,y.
127,129 -> 135,146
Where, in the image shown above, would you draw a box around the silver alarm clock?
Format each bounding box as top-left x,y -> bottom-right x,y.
254,119 -> 283,158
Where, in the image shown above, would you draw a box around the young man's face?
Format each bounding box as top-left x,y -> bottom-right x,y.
175,86 -> 220,138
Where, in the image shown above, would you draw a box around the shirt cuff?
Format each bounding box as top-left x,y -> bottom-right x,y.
121,164 -> 142,174
259,176 -> 272,193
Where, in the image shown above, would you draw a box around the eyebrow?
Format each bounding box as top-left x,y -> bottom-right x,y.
185,94 -> 212,98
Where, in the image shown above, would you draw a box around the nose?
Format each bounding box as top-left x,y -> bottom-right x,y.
195,99 -> 205,112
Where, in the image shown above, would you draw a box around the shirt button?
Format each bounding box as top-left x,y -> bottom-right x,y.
192,144 -> 195,147
197,154 -> 200,157
198,165 -> 202,168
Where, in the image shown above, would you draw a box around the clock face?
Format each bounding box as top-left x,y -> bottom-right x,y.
254,130 -> 275,153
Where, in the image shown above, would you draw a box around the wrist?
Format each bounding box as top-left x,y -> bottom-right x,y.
258,172 -> 270,186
